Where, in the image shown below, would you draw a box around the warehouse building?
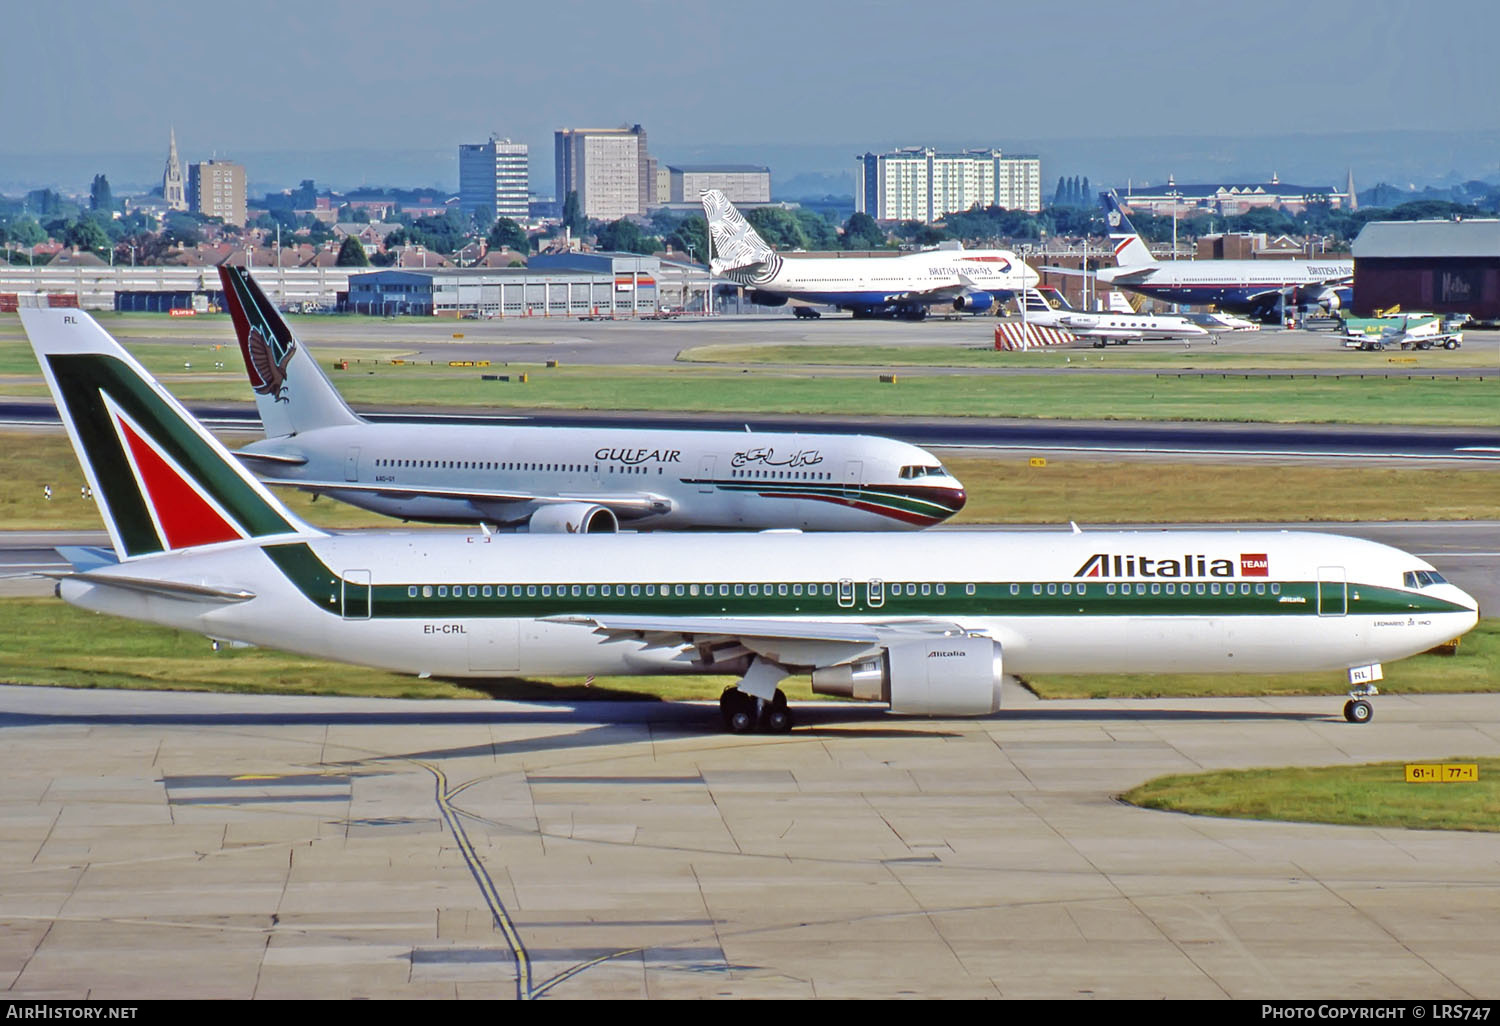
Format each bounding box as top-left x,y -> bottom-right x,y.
1350,219 -> 1500,319
347,254 -> 659,317
667,164 -> 771,204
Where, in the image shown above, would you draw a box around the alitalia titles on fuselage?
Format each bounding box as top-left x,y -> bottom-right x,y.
1075,552 -> 1271,579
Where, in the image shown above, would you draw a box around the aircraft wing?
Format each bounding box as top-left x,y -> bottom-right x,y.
543,612 -> 974,667
892,273 -> 987,304
252,475 -> 672,515
1041,265 -> 1156,284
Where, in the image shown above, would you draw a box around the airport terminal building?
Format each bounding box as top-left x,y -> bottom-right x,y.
346,253 -> 661,317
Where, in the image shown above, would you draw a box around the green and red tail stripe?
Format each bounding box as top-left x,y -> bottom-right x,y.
20,306 -> 316,560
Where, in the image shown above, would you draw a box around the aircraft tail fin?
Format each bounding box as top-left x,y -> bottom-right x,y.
701,189 -> 781,277
218,265 -> 361,438
1101,191 -> 1157,268
18,303 -> 320,561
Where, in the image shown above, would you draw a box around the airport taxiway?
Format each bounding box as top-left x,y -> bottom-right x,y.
1,684 -> 1497,999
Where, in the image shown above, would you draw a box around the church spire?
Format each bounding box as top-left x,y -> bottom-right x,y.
1345,167 -> 1358,212
163,127 -> 186,211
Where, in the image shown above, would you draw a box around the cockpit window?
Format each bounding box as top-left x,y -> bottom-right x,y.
1404,570 -> 1448,589
898,464 -> 947,480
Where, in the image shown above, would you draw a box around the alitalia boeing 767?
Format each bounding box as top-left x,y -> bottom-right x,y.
21,304 -> 1477,732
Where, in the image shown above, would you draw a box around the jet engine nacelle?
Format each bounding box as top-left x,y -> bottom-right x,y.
524,502 -> 619,534
747,290 -> 788,307
952,291 -> 994,314
810,636 -> 1003,716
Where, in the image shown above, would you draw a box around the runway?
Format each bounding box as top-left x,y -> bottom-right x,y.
1,398 -> 1495,464
0,684 -> 1497,999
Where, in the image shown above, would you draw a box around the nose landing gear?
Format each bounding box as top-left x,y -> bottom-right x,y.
1343,684 -> 1378,724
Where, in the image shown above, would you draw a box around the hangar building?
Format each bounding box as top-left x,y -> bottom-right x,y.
347,254 -> 659,317
1351,219 -> 1500,319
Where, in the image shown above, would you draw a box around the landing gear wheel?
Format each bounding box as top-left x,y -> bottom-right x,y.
1344,699 -> 1373,724
764,689 -> 793,733
721,687 -> 756,734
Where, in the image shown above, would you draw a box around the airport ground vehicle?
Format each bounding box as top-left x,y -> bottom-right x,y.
1340,313 -> 1463,351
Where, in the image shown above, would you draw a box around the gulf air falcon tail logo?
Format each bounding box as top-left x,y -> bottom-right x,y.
220,265 -> 297,402
245,323 -> 293,402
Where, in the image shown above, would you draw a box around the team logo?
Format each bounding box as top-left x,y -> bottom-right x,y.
244,323 -> 294,403
1240,553 -> 1269,577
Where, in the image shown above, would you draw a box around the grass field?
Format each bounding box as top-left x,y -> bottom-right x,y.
1,596 -> 1489,703
5,433 -> 1498,530
1023,619 -> 1498,699
678,341 -> 1498,373
1122,758 -> 1500,832
2,333 -> 1495,427
0,597 -> 812,703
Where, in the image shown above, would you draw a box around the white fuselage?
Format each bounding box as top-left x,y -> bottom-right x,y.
238,423 -> 966,530
63,529 -> 1478,682
1098,259 -> 1354,313
729,249 -> 1038,310
1023,306 -> 1209,340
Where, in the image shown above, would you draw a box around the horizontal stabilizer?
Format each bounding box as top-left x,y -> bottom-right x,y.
55,545 -> 119,573
48,570 -> 256,604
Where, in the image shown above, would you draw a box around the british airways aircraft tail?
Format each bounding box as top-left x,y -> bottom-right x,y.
1102,191 -> 1157,269
702,189 -> 782,279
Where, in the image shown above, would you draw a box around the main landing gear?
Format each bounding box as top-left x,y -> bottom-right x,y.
1343,684 -> 1377,724
720,686 -> 793,734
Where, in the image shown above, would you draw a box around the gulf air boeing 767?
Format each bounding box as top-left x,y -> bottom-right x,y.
218,266 -> 965,531
21,303 -> 1478,732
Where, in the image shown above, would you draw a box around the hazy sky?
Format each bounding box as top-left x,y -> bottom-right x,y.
3,0 -> 1497,189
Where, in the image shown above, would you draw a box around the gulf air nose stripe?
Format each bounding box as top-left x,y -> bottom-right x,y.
103,394 -> 248,550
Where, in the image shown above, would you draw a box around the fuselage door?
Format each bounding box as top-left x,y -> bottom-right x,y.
342,569 -> 371,620
1318,566 -> 1347,617
843,459 -> 863,499
866,578 -> 884,608
344,446 -> 361,482
698,454 -> 716,494
838,578 -> 855,608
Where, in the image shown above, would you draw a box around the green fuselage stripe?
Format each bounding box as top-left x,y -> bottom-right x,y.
263,544 -> 1467,621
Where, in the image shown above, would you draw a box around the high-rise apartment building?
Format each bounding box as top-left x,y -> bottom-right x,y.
554,125 -> 651,221
459,137 -> 529,221
855,147 -> 1042,221
187,160 -> 246,226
